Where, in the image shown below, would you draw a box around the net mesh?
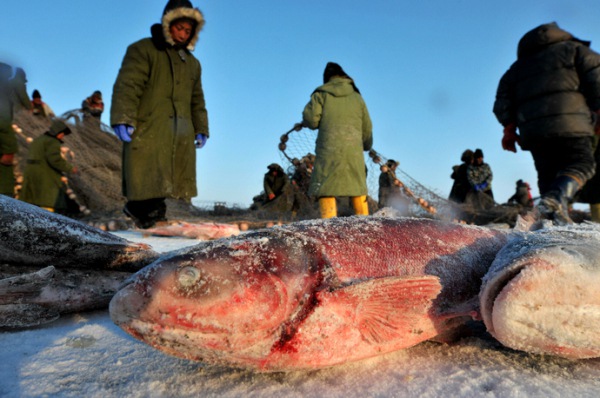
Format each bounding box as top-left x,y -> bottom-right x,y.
277,128 -> 522,224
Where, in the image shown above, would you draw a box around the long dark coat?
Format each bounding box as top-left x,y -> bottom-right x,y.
110,11 -> 208,202
302,77 -> 373,198
0,64 -> 30,196
20,133 -> 74,209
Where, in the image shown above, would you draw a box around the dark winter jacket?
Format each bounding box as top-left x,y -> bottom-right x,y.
20,133 -> 74,209
449,163 -> 471,203
263,165 -> 289,199
110,4 -> 208,201
302,77 -> 373,197
493,23 -> 600,149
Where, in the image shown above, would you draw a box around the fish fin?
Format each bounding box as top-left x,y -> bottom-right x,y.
0,304 -> 60,328
320,276 -> 442,345
0,266 -> 55,302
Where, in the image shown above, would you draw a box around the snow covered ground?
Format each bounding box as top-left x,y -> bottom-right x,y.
2,231 -> 600,398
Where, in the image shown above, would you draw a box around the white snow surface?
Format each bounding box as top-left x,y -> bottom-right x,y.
2,231 -> 600,398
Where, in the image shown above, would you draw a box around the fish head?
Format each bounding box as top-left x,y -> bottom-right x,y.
110,230 -> 320,364
480,227 -> 600,359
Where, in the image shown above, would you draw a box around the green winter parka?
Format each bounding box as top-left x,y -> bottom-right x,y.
302,77 -> 373,198
20,133 -> 74,209
110,21 -> 209,201
0,64 -> 31,196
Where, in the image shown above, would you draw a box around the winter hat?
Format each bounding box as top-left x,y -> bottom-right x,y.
92,90 -> 102,98
162,0 -> 205,51
323,62 -> 348,84
474,149 -> 484,159
323,62 -> 361,93
460,149 -> 474,163
48,119 -> 72,137
386,159 -> 399,168
32,89 -> 41,99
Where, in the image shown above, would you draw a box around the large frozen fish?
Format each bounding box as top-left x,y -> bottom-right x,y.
479,224 -> 600,359
110,217 -> 508,371
0,195 -> 160,328
0,195 -> 159,271
0,265 -> 131,328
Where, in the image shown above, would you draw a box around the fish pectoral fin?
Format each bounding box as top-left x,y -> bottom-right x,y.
0,266 -> 55,300
0,304 -> 60,328
321,276 -> 442,345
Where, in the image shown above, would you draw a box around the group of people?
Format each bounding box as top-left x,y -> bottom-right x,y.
0,58 -> 105,212
4,7 -> 600,228
449,148 -> 497,210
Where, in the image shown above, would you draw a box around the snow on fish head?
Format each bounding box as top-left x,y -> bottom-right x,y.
110,229 -> 321,365
479,224 -> 600,359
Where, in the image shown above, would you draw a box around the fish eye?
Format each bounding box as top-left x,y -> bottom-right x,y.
177,267 -> 202,288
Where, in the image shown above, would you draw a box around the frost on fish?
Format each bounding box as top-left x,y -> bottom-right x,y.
110,216 -> 508,371
0,195 -> 159,271
480,224 -> 600,359
0,264 -> 132,328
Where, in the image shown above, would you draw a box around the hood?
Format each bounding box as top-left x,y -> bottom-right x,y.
161,0 -> 205,51
517,22 -> 590,59
314,77 -> 357,98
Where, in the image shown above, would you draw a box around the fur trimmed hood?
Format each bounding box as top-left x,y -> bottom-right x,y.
161,1 -> 204,51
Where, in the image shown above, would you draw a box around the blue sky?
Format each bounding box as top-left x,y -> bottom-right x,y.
2,0 -> 600,208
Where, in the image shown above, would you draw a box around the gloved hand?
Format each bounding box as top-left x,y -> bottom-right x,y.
502,123 -> 519,153
195,133 -> 207,149
268,192 -> 275,201
0,153 -> 14,166
113,124 -> 134,142
474,182 -> 488,192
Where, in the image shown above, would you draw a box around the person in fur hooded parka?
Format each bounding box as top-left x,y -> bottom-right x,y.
110,0 -> 209,229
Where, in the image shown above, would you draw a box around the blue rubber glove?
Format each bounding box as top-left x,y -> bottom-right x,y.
474,182 -> 488,192
113,124 -> 134,142
195,133 -> 207,149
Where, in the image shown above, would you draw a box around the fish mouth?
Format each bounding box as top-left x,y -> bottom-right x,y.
480,250 -> 600,359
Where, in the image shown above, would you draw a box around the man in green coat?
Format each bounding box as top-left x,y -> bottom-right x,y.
294,62 -> 373,218
0,63 -> 31,197
110,0 -> 209,229
20,120 -> 75,212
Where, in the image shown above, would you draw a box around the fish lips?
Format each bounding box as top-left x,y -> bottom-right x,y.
480,245 -> 600,358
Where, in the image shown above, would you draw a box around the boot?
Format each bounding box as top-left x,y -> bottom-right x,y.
318,197 -> 337,219
590,203 -> 600,223
351,195 -> 369,216
538,175 -> 581,225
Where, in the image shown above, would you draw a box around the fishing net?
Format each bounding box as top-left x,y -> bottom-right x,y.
277,128 -> 523,225
11,109 -> 206,223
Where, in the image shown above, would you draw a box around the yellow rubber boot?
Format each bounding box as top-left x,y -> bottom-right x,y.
351,195 -> 369,216
318,197 -> 337,219
591,203 -> 600,223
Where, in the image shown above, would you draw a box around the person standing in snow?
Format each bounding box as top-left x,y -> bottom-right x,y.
110,0 -> 209,229
20,119 -> 76,213
294,62 -> 373,219
0,63 -> 31,197
466,148 -> 495,210
494,22 -> 600,224
448,149 -> 474,204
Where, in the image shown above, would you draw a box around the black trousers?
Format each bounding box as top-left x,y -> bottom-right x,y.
529,137 -> 596,195
125,198 -> 167,224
